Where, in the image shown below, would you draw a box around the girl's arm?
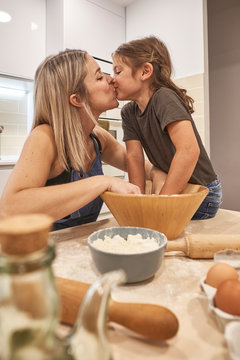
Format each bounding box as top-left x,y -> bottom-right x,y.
0,125 -> 140,221
126,140 -> 146,194
150,166 -> 167,194
160,120 -> 200,195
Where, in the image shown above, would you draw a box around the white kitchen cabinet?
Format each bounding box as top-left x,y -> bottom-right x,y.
0,0 -> 46,79
46,0 -> 125,61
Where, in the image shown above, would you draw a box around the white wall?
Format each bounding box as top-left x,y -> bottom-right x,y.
126,0 -> 204,79
47,0 -> 125,62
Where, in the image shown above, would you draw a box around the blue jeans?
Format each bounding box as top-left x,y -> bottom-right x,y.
192,176 -> 222,220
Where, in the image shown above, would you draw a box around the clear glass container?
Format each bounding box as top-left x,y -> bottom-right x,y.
0,214 -> 126,360
0,240 -> 64,360
64,270 -> 126,360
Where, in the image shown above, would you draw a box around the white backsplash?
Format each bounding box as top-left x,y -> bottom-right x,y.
0,75 -> 33,159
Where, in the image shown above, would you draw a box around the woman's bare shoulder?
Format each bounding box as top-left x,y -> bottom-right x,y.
28,124 -> 55,149
32,123 -> 54,139
19,124 -> 56,165
93,124 -> 106,137
94,125 -> 114,151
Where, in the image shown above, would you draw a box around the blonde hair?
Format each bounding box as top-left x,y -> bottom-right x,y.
113,36 -> 194,113
32,49 -> 97,171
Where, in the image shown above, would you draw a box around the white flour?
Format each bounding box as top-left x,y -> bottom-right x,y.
91,234 -> 159,254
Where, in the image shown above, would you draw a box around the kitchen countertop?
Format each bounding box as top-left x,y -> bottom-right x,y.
0,156 -> 18,166
51,209 -> 240,360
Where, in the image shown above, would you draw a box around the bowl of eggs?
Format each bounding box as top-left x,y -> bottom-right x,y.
201,260 -> 240,331
101,182 -> 209,240
88,226 -> 167,283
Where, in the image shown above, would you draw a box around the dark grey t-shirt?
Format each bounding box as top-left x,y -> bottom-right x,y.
121,87 -> 216,186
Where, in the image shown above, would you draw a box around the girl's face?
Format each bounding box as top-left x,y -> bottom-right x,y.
112,58 -> 142,101
84,55 -> 118,117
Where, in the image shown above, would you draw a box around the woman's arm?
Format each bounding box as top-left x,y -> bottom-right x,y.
160,120 -> 200,195
0,125 -> 140,221
95,125 -> 128,171
96,125 -> 156,193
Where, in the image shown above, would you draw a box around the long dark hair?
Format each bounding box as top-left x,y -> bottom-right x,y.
113,36 -> 194,113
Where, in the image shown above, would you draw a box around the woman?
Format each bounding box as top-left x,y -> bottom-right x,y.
0,49 -> 151,230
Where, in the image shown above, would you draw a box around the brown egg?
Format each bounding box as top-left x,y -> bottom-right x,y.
214,279 -> 240,316
205,262 -> 239,288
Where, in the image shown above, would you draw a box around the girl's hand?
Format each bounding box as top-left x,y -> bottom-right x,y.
107,177 -> 141,194
150,166 -> 167,194
126,140 -> 145,193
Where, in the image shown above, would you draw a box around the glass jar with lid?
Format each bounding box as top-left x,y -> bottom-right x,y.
0,214 -> 125,360
0,214 -> 64,360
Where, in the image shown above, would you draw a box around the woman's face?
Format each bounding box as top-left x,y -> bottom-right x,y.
84,55 -> 118,118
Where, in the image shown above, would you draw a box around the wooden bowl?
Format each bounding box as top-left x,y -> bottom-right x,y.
101,183 -> 209,240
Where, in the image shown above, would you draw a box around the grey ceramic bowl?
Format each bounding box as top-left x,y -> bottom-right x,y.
88,226 -> 167,283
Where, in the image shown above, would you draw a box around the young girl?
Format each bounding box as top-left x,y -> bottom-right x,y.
112,36 -> 222,220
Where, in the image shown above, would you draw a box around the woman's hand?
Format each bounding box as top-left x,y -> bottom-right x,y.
107,177 -> 141,194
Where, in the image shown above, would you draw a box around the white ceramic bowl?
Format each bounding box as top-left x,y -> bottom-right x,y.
88,226 -> 167,283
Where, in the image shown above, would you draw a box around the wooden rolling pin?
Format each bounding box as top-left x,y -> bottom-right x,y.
166,233 -> 240,258
57,277 -> 179,341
